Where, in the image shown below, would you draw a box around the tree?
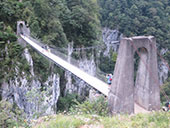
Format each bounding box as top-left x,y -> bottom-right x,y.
98,0 -> 170,49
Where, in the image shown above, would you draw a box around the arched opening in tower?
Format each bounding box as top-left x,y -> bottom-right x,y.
19,23 -> 24,35
134,47 -> 149,109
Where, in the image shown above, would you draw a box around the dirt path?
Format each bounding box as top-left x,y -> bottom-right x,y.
134,103 -> 150,114
80,124 -> 104,128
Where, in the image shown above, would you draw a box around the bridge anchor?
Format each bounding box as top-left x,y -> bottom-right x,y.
108,36 -> 160,114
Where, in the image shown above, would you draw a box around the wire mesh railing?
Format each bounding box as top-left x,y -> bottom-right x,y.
25,35 -> 108,83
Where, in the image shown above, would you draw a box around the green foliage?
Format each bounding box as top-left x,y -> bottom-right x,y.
69,96 -> 108,116
0,0 -> 101,84
57,93 -> 85,112
161,78 -> 170,103
98,0 -> 170,48
33,114 -> 84,128
101,112 -> 170,128
99,52 -> 117,73
61,0 -> 102,47
0,100 -> 29,128
0,41 -> 29,83
33,111 -> 170,128
31,50 -> 50,82
23,0 -> 101,48
16,0 -> 102,81
0,22 -> 17,42
98,0 -> 170,85
26,87 -> 49,119
0,0 -> 24,29
0,1 -> 32,83
163,51 -> 170,69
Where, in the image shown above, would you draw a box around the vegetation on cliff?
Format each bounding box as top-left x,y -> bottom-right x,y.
0,0 -> 170,127
1,0 -> 169,83
98,0 -> 170,48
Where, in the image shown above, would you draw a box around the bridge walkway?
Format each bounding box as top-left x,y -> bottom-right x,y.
20,35 -> 148,113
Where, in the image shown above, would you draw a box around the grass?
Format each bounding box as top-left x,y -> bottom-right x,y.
101,112 -> 170,128
33,114 -> 84,128
32,111 -> 170,128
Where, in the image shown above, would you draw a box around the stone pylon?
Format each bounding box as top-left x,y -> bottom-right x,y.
108,36 -> 160,114
17,21 -> 30,36
17,21 -> 30,46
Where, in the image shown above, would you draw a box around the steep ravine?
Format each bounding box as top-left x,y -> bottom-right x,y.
1,48 -> 60,119
0,27 -> 168,119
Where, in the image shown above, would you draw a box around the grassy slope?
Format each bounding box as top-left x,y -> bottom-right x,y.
33,112 -> 170,128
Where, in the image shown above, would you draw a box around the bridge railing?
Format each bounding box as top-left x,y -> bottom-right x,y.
25,35 -> 107,83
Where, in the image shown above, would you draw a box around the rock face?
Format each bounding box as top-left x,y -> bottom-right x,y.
65,43 -> 74,94
64,43 -> 95,97
1,23 -> 167,118
158,49 -> 169,85
102,28 -> 120,56
64,28 -> 121,97
159,61 -> 169,85
1,47 -> 60,119
75,55 -> 96,96
108,36 -> 160,114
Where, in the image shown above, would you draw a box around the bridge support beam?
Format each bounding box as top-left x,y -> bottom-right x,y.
17,21 -> 30,46
17,21 -> 30,36
108,36 -> 160,114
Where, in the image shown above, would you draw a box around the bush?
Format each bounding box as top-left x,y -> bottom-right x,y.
99,52 -> 117,74
69,96 -> 108,116
160,77 -> 170,103
57,93 -> 85,112
0,100 -> 29,128
26,87 -> 49,119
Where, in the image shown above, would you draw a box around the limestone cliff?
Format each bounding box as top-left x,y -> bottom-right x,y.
1,47 -> 60,119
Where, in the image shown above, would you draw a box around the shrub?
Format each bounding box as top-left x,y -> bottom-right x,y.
0,100 -> 29,128
69,95 -> 108,116
26,87 -> 50,119
160,78 -> 170,103
57,93 -> 85,112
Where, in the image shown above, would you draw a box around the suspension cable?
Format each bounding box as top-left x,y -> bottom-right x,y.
148,37 -> 170,73
30,32 -> 119,52
71,41 -> 119,51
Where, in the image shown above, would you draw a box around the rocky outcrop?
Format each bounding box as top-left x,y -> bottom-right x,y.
102,28 -> 120,56
65,43 -> 74,94
64,28 -> 121,97
1,25 -> 168,118
158,49 -> 169,85
159,61 -> 169,85
64,43 -> 94,97
1,48 -> 60,119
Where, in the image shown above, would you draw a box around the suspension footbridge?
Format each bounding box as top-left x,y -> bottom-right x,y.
20,34 -> 150,114
20,35 -> 109,96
